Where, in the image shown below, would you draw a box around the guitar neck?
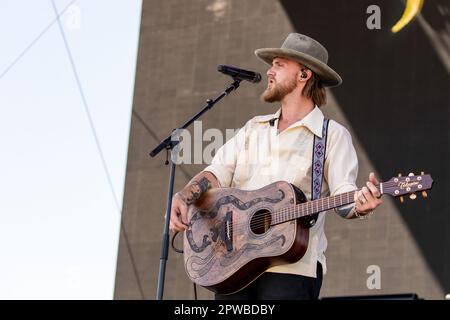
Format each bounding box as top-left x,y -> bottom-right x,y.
271,184 -> 382,225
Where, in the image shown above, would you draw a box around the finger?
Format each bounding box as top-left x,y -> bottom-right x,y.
354,191 -> 362,209
356,189 -> 367,204
170,220 -> 181,233
357,188 -> 370,212
180,205 -> 189,226
354,191 -> 362,205
354,191 -> 359,203
363,187 -> 382,210
171,216 -> 184,231
169,214 -> 179,229
169,207 -> 179,226
362,186 -> 376,203
171,197 -> 187,228
171,207 -> 187,231
365,184 -> 382,206
369,172 -> 379,185
354,190 -> 368,213
367,181 -> 381,198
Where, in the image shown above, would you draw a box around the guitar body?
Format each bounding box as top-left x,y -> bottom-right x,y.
183,181 -> 310,295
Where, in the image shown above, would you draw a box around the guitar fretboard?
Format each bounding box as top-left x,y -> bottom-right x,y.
271,185 -> 381,225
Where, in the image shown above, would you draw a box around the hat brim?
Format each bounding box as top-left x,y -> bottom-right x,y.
255,48 -> 342,87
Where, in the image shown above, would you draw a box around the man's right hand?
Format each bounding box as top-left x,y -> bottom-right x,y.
169,192 -> 190,232
169,171 -> 220,232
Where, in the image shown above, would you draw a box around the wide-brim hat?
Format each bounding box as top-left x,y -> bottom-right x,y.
255,33 -> 342,87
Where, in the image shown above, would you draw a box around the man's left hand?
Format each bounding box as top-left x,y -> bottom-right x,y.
354,172 -> 383,217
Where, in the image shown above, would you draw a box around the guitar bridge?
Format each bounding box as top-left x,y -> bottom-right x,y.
222,210 -> 233,252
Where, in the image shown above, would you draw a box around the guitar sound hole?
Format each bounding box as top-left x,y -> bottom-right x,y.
250,209 -> 272,235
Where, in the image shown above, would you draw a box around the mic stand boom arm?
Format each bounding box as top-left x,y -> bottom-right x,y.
149,79 -> 242,300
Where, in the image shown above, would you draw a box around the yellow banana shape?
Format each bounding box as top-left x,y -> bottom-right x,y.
391,0 -> 424,33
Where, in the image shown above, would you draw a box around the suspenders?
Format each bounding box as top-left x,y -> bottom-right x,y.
303,118 -> 330,228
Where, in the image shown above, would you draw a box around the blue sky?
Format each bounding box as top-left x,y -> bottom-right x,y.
0,0 -> 142,299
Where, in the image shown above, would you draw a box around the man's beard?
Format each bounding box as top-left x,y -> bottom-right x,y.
261,75 -> 298,103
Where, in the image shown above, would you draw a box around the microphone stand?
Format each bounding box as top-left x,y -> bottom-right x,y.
149,78 -> 242,300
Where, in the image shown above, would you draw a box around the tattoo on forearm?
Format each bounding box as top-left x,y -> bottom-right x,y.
337,209 -> 350,219
335,205 -> 356,219
181,177 -> 211,205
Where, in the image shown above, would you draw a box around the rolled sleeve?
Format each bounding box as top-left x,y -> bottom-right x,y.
324,121 -> 358,216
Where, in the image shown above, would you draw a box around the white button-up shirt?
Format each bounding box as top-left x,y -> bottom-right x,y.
204,106 -> 358,277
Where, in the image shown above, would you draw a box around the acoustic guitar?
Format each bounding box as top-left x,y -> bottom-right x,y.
183,173 -> 433,295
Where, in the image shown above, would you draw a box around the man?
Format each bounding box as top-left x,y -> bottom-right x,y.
170,33 -> 382,300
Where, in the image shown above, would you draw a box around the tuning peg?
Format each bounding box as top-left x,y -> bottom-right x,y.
421,171 -> 425,175
399,196 -> 404,203
398,173 -> 402,177
409,193 -> 417,200
422,191 -> 428,198
408,172 -> 415,177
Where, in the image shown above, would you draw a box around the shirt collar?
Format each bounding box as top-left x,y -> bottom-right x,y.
254,108 -> 282,124
256,106 -> 325,138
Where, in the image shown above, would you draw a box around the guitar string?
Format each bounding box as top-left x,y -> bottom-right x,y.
231,180 -> 424,231
223,180 -> 427,232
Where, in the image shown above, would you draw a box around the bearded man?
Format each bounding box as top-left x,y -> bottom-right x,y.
170,33 -> 382,300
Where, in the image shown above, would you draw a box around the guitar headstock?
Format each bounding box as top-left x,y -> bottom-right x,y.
381,172 -> 433,203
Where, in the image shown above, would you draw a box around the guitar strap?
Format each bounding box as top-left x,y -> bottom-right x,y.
303,117 -> 330,228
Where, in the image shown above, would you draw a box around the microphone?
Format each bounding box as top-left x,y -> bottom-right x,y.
217,65 -> 262,83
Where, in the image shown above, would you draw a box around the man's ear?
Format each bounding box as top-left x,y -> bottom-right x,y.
300,68 -> 311,81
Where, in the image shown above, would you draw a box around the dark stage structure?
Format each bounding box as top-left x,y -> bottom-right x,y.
114,0 -> 449,299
